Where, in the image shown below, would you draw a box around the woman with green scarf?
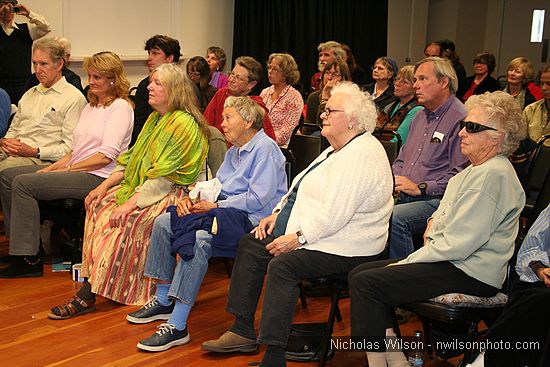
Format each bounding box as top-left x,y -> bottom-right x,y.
49,63 -> 209,318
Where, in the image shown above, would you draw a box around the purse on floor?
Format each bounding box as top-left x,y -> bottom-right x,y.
285,322 -> 335,362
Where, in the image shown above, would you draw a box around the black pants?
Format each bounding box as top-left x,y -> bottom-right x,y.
349,259 -> 498,350
484,280 -> 550,367
226,233 -> 383,347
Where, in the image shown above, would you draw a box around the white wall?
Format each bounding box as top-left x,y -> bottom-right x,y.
21,0 -> 234,87
388,0 -> 550,77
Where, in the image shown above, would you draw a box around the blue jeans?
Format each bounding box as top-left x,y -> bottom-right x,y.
144,212 -> 213,305
388,195 -> 440,259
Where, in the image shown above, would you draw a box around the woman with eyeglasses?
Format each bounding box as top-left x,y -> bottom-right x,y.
376,65 -> 423,144
458,52 -> 500,102
206,46 -> 228,89
202,82 -> 394,366
348,91 -> 526,367
305,58 -> 351,128
187,56 -> 217,111
363,56 -> 399,111
260,53 -> 304,146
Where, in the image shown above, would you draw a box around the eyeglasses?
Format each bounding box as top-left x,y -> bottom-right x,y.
394,78 -> 412,85
267,65 -> 283,73
229,72 -> 248,82
322,108 -> 345,117
324,71 -> 341,78
460,120 -> 498,133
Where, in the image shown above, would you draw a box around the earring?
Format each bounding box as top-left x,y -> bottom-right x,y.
348,124 -> 353,130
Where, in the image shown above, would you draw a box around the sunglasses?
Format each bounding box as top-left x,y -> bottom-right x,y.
460,120 -> 498,133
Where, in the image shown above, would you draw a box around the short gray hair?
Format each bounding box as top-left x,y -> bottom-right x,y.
465,91 -> 527,156
330,82 -> 377,133
224,96 -> 265,131
318,41 -> 346,60
416,57 -> 458,94
32,37 -> 66,66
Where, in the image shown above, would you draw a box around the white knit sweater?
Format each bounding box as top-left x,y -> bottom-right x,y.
276,133 -> 394,257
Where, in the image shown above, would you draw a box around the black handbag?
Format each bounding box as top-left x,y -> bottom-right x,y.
285,323 -> 335,362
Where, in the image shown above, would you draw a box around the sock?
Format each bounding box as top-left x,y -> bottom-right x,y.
385,328 -> 409,367
229,315 -> 256,340
467,350 -> 485,367
260,345 -> 286,367
366,351 -> 387,367
76,282 -> 95,301
155,283 -> 171,306
168,300 -> 192,331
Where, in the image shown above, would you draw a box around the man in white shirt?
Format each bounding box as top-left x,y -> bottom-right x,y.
0,0 -> 51,104
0,37 -> 86,172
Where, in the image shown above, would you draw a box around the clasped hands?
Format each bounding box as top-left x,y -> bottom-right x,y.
0,138 -> 38,157
251,212 -> 301,256
394,175 -> 421,196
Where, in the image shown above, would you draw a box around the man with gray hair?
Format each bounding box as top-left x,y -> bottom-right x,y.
24,36 -> 83,93
389,57 -> 468,259
0,37 -> 86,173
310,40 -> 345,92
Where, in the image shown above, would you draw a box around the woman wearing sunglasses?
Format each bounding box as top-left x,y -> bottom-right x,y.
348,91 -> 526,367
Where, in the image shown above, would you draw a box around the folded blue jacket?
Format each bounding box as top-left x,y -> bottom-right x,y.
167,206 -> 254,260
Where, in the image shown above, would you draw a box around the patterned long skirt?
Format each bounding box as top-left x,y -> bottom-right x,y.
81,185 -> 186,305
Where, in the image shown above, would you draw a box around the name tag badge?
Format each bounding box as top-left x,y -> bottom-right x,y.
430,131 -> 444,143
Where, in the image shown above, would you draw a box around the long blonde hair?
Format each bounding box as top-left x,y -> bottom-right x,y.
83,51 -> 133,108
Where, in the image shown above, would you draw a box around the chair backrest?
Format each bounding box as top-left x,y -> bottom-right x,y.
205,126 -> 227,180
373,129 -> 402,165
525,135 -> 550,193
287,133 -> 322,182
279,147 -> 295,189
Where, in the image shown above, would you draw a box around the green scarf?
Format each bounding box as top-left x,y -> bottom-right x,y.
115,110 -> 208,205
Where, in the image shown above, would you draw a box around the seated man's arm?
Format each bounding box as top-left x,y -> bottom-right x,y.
516,205 -> 550,284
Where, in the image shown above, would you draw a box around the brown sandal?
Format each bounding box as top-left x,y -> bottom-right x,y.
47,295 -> 96,320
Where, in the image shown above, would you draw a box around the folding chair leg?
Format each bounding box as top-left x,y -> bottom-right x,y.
318,283 -> 343,367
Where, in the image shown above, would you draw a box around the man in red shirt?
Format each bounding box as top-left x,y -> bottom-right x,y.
204,56 -> 276,142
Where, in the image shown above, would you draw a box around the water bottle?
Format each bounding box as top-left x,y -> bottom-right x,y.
408,330 -> 424,367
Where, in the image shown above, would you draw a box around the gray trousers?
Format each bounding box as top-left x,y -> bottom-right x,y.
0,165 -> 104,255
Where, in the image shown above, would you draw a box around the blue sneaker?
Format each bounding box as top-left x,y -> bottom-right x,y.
126,296 -> 174,324
137,323 -> 190,352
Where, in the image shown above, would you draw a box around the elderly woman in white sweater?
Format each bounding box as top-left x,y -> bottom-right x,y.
348,91 -> 526,367
201,82 -> 394,366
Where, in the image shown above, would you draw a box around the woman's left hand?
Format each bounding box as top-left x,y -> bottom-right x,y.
265,234 -> 301,256
109,200 -> 137,228
190,200 -> 217,214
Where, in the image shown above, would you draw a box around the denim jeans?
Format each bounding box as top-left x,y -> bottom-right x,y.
226,233 -> 382,347
388,194 -> 441,259
144,212 -> 213,305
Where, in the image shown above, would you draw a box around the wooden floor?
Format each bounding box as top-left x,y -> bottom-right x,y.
0,237 -> 460,367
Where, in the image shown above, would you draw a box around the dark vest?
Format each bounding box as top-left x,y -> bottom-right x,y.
0,23 -> 33,83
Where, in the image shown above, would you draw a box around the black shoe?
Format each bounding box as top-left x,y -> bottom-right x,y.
0,256 -> 43,278
137,323 -> 190,352
126,296 -> 175,324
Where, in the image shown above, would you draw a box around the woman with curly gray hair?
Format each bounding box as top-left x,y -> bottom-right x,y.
349,90 -> 527,367
203,82 -> 394,366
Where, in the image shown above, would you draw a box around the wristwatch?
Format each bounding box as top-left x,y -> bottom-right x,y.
417,182 -> 427,196
35,148 -> 40,159
296,230 -> 307,245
